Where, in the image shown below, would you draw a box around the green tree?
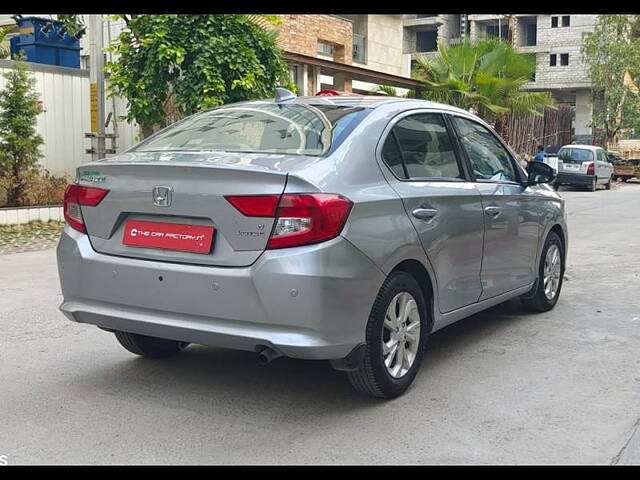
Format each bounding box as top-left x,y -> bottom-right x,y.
105,14 -> 292,137
0,57 -> 43,206
0,25 -> 14,59
413,38 -> 554,125
582,15 -> 640,146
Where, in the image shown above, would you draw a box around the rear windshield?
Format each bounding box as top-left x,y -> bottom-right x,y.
133,103 -> 369,156
558,148 -> 594,163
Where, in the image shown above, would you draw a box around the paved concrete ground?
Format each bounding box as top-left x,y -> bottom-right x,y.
0,183 -> 639,465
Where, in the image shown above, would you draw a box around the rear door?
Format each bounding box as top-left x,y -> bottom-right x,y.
378,111 -> 485,313
450,115 -> 540,299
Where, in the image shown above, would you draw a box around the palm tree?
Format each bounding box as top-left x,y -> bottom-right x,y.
413,38 -> 555,125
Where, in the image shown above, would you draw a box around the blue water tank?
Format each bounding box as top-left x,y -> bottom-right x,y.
9,16 -> 81,69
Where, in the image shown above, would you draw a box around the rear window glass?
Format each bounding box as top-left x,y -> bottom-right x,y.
558,148 -> 594,163
134,103 -> 369,156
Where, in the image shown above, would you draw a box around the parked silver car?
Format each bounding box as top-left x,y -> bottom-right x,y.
555,144 -> 614,191
57,91 -> 567,398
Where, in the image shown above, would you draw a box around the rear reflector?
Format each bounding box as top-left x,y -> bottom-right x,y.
63,184 -> 110,233
225,193 -> 353,249
224,195 -> 280,217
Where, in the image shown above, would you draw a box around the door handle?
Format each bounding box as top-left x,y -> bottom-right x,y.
412,207 -> 438,221
484,206 -> 502,218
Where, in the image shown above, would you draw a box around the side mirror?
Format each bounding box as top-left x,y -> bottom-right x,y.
526,161 -> 556,185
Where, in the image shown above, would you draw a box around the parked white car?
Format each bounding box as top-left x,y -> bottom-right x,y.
555,145 -> 614,191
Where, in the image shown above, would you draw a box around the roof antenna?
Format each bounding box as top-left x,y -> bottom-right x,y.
275,87 -> 296,103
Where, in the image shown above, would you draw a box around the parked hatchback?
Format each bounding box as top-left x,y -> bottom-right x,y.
57,91 -> 567,398
555,144 -> 614,191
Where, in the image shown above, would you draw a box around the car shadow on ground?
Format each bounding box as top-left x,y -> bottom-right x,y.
73,299 -> 536,413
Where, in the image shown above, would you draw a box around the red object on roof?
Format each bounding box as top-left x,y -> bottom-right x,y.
315,90 -> 363,96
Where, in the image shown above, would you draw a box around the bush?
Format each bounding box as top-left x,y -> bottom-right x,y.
0,169 -> 69,207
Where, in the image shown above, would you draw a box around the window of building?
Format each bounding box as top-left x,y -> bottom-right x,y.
486,23 -> 509,41
550,54 -> 557,67
416,29 -> 438,52
560,53 -> 569,66
525,20 -> 537,46
525,53 -> 536,81
353,34 -> 366,63
382,114 -> 463,180
451,116 -> 517,183
562,16 -> 570,27
317,41 -> 334,57
551,16 -> 558,28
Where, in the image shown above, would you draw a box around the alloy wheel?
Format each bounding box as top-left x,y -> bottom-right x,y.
382,292 -> 421,378
543,244 -> 562,300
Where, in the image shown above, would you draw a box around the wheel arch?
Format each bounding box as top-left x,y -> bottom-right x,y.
390,259 -> 436,332
549,223 -> 567,260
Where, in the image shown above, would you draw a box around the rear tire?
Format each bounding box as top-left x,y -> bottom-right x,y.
114,331 -> 189,358
347,271 -> 429,398
605,176 -> 612,190
521,231 -> 564,313
589,179 -> 597,192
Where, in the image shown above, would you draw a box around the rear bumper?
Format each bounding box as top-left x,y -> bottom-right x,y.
556,172 -> 595,186
57,227 -> 385,360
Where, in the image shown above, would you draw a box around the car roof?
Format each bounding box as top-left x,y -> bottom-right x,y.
560,144 -> 602,151
230,95 -> 475,116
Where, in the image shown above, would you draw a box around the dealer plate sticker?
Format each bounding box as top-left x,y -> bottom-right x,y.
123,220 -> 214,253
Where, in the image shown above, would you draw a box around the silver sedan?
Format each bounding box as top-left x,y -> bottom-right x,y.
57,91 -> 567,398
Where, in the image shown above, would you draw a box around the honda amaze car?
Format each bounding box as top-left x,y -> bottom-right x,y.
57,91 -> 567,398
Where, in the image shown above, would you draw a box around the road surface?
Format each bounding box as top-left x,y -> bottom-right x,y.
1,183 -> 639,464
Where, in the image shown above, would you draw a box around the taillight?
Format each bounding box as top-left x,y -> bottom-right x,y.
225,193 -> 353,249
224,195 -> 280,217
586,163 -> 595,175
63,184 -> 110,233
268,194 -> 353,249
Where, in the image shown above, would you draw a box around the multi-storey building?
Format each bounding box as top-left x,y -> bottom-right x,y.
278,14 -> 421,96
403,14 -> 599,143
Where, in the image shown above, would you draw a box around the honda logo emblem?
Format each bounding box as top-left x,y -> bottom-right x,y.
152,186 -> 173,207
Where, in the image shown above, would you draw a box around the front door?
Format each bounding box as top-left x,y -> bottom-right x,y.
450,115 -> 540,300
379,112 -> 485,313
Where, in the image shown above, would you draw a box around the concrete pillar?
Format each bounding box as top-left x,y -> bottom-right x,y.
295,64 -> 309,96
333,72 -> 352,92
574,89 -> 593,143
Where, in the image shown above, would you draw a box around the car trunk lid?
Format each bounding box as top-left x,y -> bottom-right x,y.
77,151 -> 319,267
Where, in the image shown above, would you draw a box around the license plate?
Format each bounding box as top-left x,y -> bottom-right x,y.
122,220 -> 214,253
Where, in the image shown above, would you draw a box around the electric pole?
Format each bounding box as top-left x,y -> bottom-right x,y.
87,14 -> 106,161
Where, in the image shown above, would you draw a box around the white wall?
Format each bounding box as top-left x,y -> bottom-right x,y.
0,59 -> 139,176
365,15 -> 409,78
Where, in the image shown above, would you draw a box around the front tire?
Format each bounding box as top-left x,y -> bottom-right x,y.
347,271 -> 429,398
521,231 -> 564,312
114,331 -> 189,358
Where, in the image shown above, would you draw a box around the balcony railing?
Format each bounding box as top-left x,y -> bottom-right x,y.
353,33 -> 366,63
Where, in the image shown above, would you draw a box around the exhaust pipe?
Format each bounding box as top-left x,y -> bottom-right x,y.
257,346 -> 283,365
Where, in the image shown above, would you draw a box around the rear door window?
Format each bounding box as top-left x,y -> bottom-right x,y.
381,113 -> 464,180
